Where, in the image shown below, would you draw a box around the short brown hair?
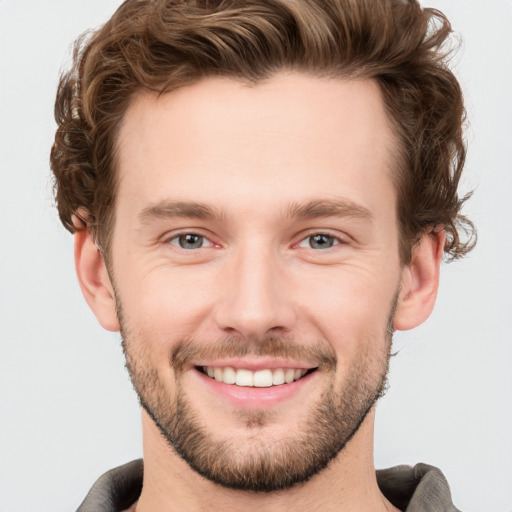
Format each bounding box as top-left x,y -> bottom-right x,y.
51,0 -> 475,263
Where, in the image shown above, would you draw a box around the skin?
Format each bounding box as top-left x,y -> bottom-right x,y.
74,73 -> 444,511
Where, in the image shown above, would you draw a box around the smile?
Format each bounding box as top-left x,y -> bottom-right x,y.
199,366 -> 316,387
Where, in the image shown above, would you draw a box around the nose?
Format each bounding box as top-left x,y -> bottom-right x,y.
213,242 -> 297,339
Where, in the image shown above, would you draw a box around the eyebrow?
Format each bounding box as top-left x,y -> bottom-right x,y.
285,198 -> 373,222
139,201 -> 226,223
138,198 -> 373,224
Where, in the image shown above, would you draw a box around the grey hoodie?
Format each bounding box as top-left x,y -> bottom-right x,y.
76,459 -> 461,512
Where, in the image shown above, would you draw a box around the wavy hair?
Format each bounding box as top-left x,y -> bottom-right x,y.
51,0 -> 475,263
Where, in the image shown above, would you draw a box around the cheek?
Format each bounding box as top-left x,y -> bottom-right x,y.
295,264 -> 398,358
118,263 -> 216,346
115,245 -> 400,359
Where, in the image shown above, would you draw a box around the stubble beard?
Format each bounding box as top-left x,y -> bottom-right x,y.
118,299 -> 396,493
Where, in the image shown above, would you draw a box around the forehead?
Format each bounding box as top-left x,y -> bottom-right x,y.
115,73 -> 397,220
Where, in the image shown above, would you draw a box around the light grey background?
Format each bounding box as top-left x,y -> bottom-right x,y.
0,1 -> 511,511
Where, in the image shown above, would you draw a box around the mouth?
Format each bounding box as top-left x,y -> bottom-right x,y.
197,365 -> 318,387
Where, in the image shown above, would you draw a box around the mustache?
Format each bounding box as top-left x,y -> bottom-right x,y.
171,336 -> 337,375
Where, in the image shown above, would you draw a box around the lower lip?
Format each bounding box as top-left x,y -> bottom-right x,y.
193,368 -> 316,408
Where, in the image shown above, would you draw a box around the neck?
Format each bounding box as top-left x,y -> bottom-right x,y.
134,409 -> 399,512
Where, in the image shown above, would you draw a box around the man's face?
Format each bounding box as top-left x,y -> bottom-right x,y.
110,73 -> 405,491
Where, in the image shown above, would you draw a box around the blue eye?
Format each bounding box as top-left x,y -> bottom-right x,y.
299,234 -> 339,249
170,233 -> 207,249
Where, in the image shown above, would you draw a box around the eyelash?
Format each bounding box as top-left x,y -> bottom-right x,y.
166,232 -> 346,251
168,233 -> 215,250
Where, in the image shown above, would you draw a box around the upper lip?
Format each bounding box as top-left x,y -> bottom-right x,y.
190,358 -> 317,371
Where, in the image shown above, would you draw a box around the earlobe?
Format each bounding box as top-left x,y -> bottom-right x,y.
394,229 -> 446,331
74,226 -> 120,332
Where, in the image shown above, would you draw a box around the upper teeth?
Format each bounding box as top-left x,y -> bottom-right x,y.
204,367 -> 308,387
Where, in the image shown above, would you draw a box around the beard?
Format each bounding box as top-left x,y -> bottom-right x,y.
118,297 -> 396,493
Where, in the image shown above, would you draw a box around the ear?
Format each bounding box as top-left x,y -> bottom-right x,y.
74,224 -> 120,332
394,229 -> 445,331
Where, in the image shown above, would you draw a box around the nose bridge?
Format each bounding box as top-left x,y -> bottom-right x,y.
214,237 -> 295,338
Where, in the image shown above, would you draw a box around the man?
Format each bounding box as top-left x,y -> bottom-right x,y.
50,0 -> 475,510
